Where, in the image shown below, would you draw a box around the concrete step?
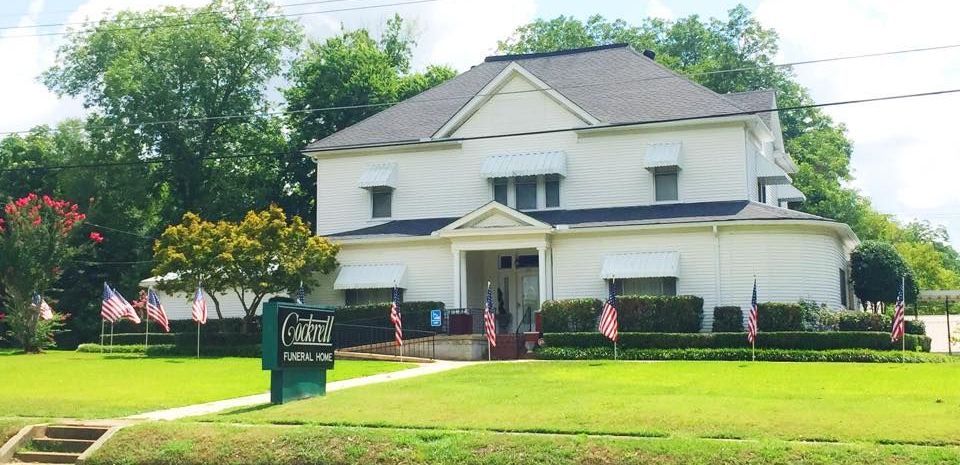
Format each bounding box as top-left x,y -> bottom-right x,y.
42,426 -> 108,441
28,438 -> 96,453
12,451 -> 80,463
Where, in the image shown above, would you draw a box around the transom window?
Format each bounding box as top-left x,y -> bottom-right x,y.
491,175 -> 562,210
613,277 -> 677,296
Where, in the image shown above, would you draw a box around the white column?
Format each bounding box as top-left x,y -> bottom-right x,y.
459,251 -> 468,308
452,248 -> 462,308
537,246 -> 548,306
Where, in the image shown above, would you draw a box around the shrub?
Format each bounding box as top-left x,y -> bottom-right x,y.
540,299 -> 601,332
76,343 -> 261,357
536,347 -> 953,363
799,300 -> 838,331
905,319 -> 926,336
542,331 -> 931,352
838,311 -> 888,332
757,302 -> 804,331
617,295 -> 703,332
712,306 -> 743,332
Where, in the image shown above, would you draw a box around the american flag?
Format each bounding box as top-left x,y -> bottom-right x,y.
390,286 -> 403,346
101,283 -> 126,323
296,282 -> 306,305
891,277 -> 906,342
598,280 -> 618,342
747,279 -> 759,344
116,289 -> 141,324
192,286 -> 207,325
31,293 -> 54,320
483,283 -> 497,348
146,288 -> 171,333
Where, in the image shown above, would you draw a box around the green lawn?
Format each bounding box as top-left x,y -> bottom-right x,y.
88,422 -> 960,465
0,350 -> 411,418
217,361 -> 960,446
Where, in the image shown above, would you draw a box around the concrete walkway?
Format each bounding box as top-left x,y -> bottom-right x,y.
128,360 -> 477,421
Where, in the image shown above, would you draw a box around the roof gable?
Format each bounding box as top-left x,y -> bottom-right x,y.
436,62 -> 599,138
438,202 -> 552,236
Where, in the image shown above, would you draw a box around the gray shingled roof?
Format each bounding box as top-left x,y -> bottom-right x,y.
327,200 -> 832,239
306,44 -> 770,151
724,89 -> 777,131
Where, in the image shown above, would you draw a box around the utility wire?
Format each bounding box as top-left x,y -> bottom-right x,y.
84,222 -> 156,240
1,0 -> 438,39
3,86 -> 960,173
3,41 -> 960,136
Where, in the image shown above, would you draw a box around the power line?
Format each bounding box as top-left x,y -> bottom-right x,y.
3,86 -> 960,173
1,0 -> 439,39
3,41 -> 960,137
84,222 -> 156,240
0,0 -> 360,30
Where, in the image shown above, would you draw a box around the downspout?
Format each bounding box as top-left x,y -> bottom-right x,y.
713,225 -> 722,310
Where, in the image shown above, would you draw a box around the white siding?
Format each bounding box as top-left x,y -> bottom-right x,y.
550,228 -> 719,330
151,289 -> 276,320
452,74 -> 587,138
308,240 -> 454,307
719,226 -> 849,310
315,123 -> 751,235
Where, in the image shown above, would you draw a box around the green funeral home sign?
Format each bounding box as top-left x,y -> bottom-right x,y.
262,302 -> 337,404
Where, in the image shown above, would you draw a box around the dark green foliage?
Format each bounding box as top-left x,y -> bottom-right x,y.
540,298 -> 601,332
850,241 -> 919,305
536,347 -> 952,363
337,301 -> 445,331
835,311 -> 925,336
542,331 -> 930,352
616,295 -> 704,332
712,306 -> 743,332
77,343 -> 261,357
757,302 -> 804,331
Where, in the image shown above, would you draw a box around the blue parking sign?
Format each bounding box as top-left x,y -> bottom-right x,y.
430,309 -> 442,327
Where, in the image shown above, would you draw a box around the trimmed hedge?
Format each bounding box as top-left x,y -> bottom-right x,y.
541,296 -> 704,333
337,301 -> 445,330
110,317 -> 253,334
542,331 -> 931,352
540,299 -> 601,332
108,331 -> 259,347
757,302 -> 804,331
712,306 -> 743,332
536,347 -> 954,363
837,311 -> 925,335
77,343 -> 261,357
617,295 -> 703,333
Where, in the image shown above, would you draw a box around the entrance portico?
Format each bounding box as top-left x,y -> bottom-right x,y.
438,202 -> 553,333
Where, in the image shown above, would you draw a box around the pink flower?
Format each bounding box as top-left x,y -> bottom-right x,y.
89,231 -> 104,244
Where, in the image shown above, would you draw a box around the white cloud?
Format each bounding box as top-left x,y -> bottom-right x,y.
646,0 -> 674,20
755,0 -> 960,244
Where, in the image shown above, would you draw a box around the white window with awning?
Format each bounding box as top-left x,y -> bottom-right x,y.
601,252 -> 680,297
644,142 -> 682,171
480,150 -> 567,178
778,184 -> 806,203
334,264 -> 407,290
756,153 -> 791,185
358,162 -> 398,189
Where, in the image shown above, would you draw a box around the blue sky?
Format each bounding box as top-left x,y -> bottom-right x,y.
2,0 -> 959,246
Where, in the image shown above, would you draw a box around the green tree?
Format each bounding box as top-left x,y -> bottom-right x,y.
850,240 -> 918,308
43,0 -> 300,220
281,15 -> 456,218
153,205 -> 339,330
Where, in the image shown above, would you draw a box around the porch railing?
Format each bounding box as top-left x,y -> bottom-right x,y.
334,323 -> 436,360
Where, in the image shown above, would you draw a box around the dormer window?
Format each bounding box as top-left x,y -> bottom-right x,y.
481,150 -> 566,210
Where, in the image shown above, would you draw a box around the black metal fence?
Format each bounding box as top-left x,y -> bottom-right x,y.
334,323 -> 436,360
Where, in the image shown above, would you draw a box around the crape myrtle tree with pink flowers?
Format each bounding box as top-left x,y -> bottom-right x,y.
0,193 -> 101,353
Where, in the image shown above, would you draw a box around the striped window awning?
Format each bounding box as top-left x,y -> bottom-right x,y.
334,264 -> 407,290
600,252 -> 680,279
480,150 -> 567,178
644,142 -> 682,170
778,184 -> 806,203
358,163 -> 398,189
756,154 -> 791,185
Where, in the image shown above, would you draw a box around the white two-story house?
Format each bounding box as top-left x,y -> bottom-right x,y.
304,44 -> 858,332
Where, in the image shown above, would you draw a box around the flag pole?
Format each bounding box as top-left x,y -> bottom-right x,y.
196,321 -> 201,359
109,322 -> 114,353
100,320 -> 105,353
751,339 -> 755,362
144,291 -> 150,352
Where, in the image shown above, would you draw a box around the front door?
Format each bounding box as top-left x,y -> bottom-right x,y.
516,268 -> 539,333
